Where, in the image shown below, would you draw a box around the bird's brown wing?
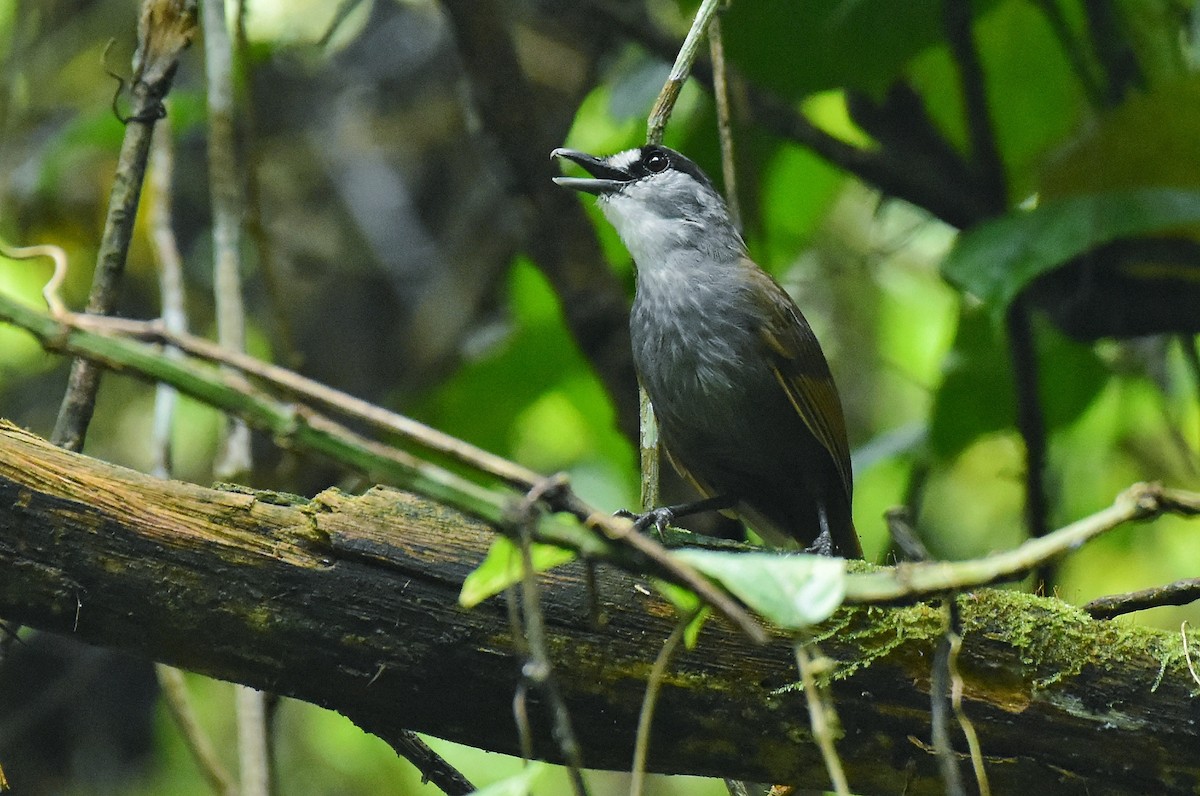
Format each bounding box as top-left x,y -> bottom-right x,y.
754,270 -> 854,501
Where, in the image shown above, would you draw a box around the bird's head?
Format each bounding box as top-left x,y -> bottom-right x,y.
551,145 -> 742,262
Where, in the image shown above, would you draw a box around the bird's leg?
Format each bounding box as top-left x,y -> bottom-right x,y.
615,493 -> 736,536
804,502 -> 835,557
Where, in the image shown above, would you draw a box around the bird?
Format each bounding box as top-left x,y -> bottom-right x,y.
551,144 -> 861,559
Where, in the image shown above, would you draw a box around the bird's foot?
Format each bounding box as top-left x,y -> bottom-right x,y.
614,506 -> 676,538
804,527 -> 834,557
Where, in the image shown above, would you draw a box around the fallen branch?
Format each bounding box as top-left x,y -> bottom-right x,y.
1,422 -> 1199,792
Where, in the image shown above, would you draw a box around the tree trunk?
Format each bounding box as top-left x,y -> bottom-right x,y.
0,420 -> 1196,794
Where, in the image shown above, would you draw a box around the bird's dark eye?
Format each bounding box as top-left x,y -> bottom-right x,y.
645,152 -> 669,173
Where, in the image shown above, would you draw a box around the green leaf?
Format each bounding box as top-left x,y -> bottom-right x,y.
942,189 -> 1200,314
673,550 -> 847,629
652,579 -> 711,648
459,537 -> 576,609
721,1 -> 953,99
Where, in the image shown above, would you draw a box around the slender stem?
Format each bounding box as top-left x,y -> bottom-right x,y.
1084,576 -> 1200,620
203,1 -> 265,788
930,600 -> 967,796
630,609 -> 695,796
708,7 -> 741,228
203,0 -> 252,482
514,486 -> 589,796
51,0 -> 195,450
944,0 -> 1007,211
948,619 -> 990,796
156,665 -> 238,796
646,0 -> 723,144
1006,299 -> 1053,589
845,482 -> 1200,603
793,641 -> 849,795
148,117 -> 187,479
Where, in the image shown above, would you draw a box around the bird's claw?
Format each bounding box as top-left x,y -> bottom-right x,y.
614,507 -> 676,538
804,528 -> 834,557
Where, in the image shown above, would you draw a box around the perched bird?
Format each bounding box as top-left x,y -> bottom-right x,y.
551,144 -> 861,558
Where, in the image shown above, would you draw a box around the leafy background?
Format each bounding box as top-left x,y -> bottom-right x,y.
1,0 -> 1199,793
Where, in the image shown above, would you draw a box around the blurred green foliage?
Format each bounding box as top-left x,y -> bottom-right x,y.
2,0 -> 1200,793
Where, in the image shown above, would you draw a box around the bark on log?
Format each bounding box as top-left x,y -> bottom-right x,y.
0,419 -> 1197,794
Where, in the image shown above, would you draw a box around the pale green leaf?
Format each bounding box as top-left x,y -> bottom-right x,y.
459,537 -> 576,609
673,550 -> 847,629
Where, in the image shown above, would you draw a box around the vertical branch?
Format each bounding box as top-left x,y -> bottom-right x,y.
930,608 -> 967,796
646,0 -> 724,144
943,0 -> 1007,211
793,641 -> 850,796
1007,299 -> 1052,586
641,0 -> 724,508
629,609 -> 696,796
513,486 -> 590,796
1082,0 -> 1143,104
946,0 -> 1051,576
1030,0 -> 1106,108
147,117 -> 240,796
147,116 -> 187,479
202,1 -> 263,794
156,665 -> 238,796
51,0 -> 197,451
708,5 -> 741,228
202,0 -> 252,481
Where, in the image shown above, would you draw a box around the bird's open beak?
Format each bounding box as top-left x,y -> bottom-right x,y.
550,148 -> 631,195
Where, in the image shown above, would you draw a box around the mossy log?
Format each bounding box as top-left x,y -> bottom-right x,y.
0,420 -> 1197,794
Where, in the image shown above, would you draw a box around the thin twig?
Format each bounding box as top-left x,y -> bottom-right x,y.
203,0 -> 252,482
156,664 -> 237,796
1084,577 -> 1200,620
203,0 -> 265,787
1006,298 -> 1053,588
792,641 -> 849,795
147,116 -> 187,479
646,0 -> 723,144
1183,622 -> 1200,689
930,602 -> 966,796
944,0 -> 1007,211
1030,0 -> 1106,108
845,482 -> 1200,604
947,616 -> 990,796
51,0 -> 197,452
513,480 -> 590,796
234,684 -> 270,796
69,315 -> 544,490
630,609 -> 696,796
390,731 -> 476,796
0,240 -> 69,318
707,5 -> 740,228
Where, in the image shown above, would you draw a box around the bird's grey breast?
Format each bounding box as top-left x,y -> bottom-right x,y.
630,255 -> 768,430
